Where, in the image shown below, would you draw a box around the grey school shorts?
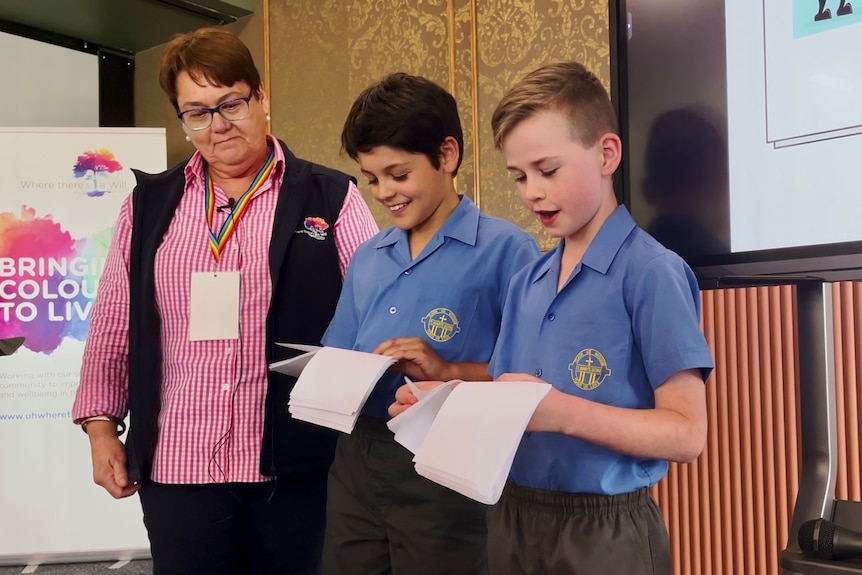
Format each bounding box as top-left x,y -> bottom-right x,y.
489,481 -> 670,575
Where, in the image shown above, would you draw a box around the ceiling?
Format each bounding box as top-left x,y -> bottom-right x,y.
0,0 -> 254,53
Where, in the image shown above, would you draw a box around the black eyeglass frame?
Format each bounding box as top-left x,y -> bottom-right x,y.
176,93 -> 254,131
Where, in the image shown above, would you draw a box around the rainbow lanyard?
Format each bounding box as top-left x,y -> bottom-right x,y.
204,149 -> 275,265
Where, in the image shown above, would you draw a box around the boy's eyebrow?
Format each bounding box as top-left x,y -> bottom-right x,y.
361,162 -> 411,176
506,156 -> 559,171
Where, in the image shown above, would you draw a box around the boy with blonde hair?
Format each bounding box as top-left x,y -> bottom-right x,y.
488,61 -> 714,575
392,61 -> 714,575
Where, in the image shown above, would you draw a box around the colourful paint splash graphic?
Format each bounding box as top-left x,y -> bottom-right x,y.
72,149 -> 123,197
303,217 -> 329,233
0,206 -> 110,354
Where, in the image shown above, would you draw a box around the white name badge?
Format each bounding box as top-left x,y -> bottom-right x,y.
189,271 -> 240,341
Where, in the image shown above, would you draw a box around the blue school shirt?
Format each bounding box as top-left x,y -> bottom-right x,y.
323,195 -> 540,419
489,206 -> 714,495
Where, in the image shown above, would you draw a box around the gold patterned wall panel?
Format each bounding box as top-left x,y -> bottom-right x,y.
474,0 -> 610,249
268,1 -> 351,173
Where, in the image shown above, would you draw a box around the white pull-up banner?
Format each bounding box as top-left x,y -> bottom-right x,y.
0,127 -> 166,565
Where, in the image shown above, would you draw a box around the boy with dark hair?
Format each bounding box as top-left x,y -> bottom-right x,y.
488,61 -> 714,575
320,72 -> 539,575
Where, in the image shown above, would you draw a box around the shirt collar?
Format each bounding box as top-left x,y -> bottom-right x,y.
534,205 -> 636,281
373,195 -> 480,248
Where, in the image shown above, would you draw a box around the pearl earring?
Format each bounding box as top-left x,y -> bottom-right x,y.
185,135 -> 191,142
266,114 -> 271,121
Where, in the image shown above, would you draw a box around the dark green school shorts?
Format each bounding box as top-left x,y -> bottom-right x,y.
489,481 -> 670,575
321,416 -> 489,575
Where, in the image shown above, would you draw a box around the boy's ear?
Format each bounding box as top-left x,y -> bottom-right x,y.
438,136 -> 461,174
599,133 -> 622,177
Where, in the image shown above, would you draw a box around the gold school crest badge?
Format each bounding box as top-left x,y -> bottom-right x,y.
568,348 -> 612,390
421,308 -> 461,342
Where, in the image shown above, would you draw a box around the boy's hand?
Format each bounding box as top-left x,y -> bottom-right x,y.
388,379 -> 447,417
374,337 -> 451,381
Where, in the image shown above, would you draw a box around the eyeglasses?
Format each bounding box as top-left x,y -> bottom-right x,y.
177,93 -> 253,131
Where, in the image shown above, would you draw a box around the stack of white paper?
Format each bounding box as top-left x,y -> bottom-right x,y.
269,344 -> 395,433
388,380 -> 550,505
387,380 -> 456,454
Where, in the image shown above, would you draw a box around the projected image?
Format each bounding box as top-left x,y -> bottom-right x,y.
622,0 -> 862,276
764,0 -> 862,147
723,0 -> 862,252
809,0 -> 856,28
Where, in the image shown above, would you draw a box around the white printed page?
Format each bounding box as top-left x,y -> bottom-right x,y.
763,0 -> 862,145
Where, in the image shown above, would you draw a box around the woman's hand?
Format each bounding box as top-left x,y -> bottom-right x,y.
86,422 -> 139,499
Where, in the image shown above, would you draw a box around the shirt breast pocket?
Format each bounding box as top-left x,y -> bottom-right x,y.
557,322 -> 632,406
410,289 -> 481,358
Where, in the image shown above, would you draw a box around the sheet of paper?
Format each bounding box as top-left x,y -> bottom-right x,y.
387,381 -> 455,454
188,271 -> 240,341
270,355 -> 315,378
404,377 -> 433,400
289,346 -> 395,414
288,404 -> 357,434
276,343 -> 322,353
413,381 -> 551,504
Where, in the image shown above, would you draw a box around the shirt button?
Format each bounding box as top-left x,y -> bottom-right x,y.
547,313 -> 555,321
404,269 -> 412,275
222,383 -> 230,392
225,347 -> 233,355
535,369 -> 542,378
389,307 -> 397,314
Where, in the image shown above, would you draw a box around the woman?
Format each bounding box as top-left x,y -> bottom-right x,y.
72,27 -> 378,575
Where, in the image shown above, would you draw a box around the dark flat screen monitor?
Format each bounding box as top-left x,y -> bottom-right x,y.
610,0 -> 862,287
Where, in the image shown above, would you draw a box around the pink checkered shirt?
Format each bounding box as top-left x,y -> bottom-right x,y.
72,137 -> 378,484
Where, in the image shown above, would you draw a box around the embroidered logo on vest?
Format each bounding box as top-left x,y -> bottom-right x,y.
295,216 -> 329,240
421,307 -> 461,342
568,348 -> 612,390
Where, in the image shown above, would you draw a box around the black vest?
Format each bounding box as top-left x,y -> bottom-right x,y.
125,140 -> 353,483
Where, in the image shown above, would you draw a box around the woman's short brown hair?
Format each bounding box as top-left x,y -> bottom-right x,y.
491,61 -> 618,149
159,27 -> 261,110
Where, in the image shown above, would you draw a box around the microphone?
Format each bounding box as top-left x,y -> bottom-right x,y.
799,518 -> 862,561
216,197 -> 236,213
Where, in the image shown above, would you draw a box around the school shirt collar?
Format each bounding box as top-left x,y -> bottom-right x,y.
372,195 -> 480,249
534,204 -> 636,282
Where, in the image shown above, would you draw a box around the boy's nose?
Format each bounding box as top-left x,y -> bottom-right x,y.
374,180 -> 396,202
521,180 -> 545,202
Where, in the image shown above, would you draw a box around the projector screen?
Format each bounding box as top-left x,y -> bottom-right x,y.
0,31 -> 99,127
613,0 -> 862,285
